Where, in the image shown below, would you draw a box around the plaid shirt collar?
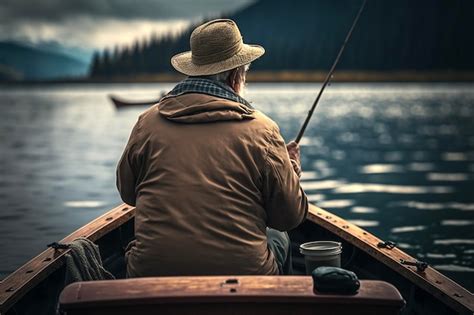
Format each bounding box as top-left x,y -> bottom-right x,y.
163,77 -> 253,108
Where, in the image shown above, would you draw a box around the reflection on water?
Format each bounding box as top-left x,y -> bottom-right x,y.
434,239 -> 474,245
306,193 -> 325,202
391,201 -> 474,211
442,152 -> 469,161
348,219 -> 379,227
433,265 -> 474,272
426,253 -> 456,259
300,171 -> 319,180
384,151 -> 403,162
301,180 -> 345,190
427,172 -> 470,181
398,243 -> 422,250
64,200 -> 106,208
391,225 -> 427,233
441,220 -> 474,226
351,206 -> 377,214
0,83 -> 473,292
407,162 -> 436,171
317,199 -> 355,209
359,164 -> 405,174
333,183 -> 453,194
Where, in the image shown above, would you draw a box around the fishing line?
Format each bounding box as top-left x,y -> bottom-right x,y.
295,0 -> 368,143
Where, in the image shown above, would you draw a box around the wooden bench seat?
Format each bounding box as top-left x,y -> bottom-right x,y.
59,276 -> 405,315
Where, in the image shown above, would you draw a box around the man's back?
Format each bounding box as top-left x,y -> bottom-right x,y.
117,92 -> 307,277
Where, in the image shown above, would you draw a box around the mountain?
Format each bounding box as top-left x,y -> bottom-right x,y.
90,0 -> 474,77
32,41 -> 93,64
0,41 -> 89,81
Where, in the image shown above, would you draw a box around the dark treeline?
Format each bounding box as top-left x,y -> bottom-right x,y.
90,0 -> 474,77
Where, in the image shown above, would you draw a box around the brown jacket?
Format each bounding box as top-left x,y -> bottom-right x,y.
117,93 -> 308,277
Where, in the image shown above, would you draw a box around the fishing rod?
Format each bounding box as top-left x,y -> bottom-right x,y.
295,0 -> 367,143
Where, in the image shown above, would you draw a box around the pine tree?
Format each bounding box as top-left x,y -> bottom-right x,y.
89,51 -> 102,77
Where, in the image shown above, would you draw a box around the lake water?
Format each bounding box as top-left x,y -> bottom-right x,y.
0,83 -> 473,291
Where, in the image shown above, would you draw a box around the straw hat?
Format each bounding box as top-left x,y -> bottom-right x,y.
171,19 -> 265,76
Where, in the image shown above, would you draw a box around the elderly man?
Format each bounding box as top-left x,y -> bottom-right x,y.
117,19 -> 308,278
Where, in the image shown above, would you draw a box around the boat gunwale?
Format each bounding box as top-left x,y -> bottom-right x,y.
306,205 -> 473,314
0,203 -> 134,313
0,203 -> 472,314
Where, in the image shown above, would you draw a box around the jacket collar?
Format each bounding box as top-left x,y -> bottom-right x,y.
162,77 -> 253,108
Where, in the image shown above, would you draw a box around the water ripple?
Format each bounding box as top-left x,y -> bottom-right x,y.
351,206 -> 378,214
426,253 -> 457,259
434,239 -> 474,245
348,220 -> 379,227
407,162 -> 435,172
63,200 -> 105,208
317,199 -> 355,209
384,151 -> 403,162
398,243 -> 421,250
391,225 -> 427,233
360,164 -> 405,174
427,173 -> 470,181
391,201 -> 474,211
301,180 -> 346,191
433,265 -> 474,272
307,194 -> 325,202
441,220 -> 474,226
333,183 -> 453,194
442,152 -> 469,161
301,171 -> 319,180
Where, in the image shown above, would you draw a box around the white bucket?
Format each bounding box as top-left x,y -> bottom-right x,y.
299,241 -> 342,274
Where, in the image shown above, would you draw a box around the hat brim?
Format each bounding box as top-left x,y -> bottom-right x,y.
171,44 -> 265,76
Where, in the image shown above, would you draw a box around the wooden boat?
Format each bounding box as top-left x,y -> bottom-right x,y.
0,204 -> 472,314
109,94 -> 164,109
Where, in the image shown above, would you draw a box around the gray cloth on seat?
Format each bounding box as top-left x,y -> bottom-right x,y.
64,237 -> 115,285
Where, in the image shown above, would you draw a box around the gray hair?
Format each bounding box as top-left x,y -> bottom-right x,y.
204,64 -> 250,83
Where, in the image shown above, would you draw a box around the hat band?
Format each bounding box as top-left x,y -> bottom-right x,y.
192,37 -> 243,66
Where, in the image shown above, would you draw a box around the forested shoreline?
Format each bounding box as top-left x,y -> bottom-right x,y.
90,0 -> 474,79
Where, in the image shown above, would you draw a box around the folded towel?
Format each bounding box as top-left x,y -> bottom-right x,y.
64,237 -> 115,285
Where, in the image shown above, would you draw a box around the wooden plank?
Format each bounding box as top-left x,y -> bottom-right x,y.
306,204 -> 474,314
59,276 -> 404,308
0,204 -> 135,314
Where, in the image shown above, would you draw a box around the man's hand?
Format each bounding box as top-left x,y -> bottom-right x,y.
286,141 -> 302,177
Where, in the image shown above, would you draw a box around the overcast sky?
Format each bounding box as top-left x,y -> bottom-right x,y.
0,0 -> 254,50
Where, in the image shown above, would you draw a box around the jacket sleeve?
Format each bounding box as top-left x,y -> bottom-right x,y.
116,119 -> 143,206
262,126 -> 309,231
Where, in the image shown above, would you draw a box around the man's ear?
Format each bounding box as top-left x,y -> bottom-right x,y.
227,68 -> 239,90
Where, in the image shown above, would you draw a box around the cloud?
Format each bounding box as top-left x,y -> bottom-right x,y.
1,17 -> 191,49
0,0 -> 253,22
0,0 -> 254,49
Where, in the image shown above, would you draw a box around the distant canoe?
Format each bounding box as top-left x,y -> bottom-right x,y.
109,92 -> 165,109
